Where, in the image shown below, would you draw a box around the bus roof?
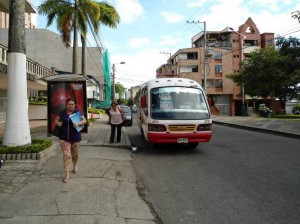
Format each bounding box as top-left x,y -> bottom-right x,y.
141,78 -> 203,90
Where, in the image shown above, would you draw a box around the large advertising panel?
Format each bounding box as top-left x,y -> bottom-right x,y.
47,81 -> 88,135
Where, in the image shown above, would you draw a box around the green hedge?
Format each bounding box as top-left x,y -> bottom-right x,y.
273,114 -> 300,119
29,102 -> 47,105
0,139 -> 52,154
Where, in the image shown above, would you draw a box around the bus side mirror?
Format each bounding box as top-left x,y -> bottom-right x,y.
140,95 -> 146,108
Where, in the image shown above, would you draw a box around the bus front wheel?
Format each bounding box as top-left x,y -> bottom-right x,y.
188,143 -> 198,149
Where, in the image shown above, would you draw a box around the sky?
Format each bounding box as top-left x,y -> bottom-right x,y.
31,0 -> 300,89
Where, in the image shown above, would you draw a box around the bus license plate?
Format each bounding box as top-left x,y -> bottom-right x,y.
177,138 -> 188,143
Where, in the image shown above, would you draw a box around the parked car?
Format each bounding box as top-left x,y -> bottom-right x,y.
292,104 -> 300,115
119,105 -> 133,126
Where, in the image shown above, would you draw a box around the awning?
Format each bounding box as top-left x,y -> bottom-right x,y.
41,74 -> 89,82
42,71 -> 98,87
0,0 -> 36,14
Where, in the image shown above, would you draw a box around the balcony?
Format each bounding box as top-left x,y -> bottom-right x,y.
0,43 -> 58,91
244,46 -> 260,54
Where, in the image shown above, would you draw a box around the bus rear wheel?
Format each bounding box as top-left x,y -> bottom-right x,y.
140,127 -> 146,140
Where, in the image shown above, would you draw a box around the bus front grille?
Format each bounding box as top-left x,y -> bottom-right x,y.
168,125 -> 196,132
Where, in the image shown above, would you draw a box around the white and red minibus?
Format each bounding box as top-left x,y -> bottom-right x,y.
137,78 -> 212,148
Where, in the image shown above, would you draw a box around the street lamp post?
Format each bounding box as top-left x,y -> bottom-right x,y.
203,21 -> 207,93
187,20 -> 207,93
112,62 -> 125,101
229,27 -> 246,116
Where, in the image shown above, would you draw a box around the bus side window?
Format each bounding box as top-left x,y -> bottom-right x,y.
141,95 -> 146,108
140,87 -> 147,108
140,87 -> 148,116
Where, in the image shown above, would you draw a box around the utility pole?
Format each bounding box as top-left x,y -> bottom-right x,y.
187,20 -> 207,93
112,64 -> 115,101
112,62 -> 125,101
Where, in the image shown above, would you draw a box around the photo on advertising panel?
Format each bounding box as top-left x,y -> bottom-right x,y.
47,81 -> 88,135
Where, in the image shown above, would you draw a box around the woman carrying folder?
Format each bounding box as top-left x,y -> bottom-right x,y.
54,98 -> 87,183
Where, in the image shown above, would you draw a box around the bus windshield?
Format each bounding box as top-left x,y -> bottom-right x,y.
150,86 -> 210,120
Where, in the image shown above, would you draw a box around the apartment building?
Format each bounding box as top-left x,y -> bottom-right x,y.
156,18 -> 274,116
0,0 -> 36,29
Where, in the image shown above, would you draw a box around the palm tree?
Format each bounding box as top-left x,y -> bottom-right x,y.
38,0 -> 120,75
81,1 -> 120,75
3,0 -> 31,146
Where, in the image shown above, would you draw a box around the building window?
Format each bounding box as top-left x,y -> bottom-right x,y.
192,67 -> 198,72
215,79 -> 223,87
187,52 -> 198,59
179,66 -> 198,73
267,39 -> 273,46
215,65 -> 222,73
178,53 -> 187,60
214,51 -> 222,60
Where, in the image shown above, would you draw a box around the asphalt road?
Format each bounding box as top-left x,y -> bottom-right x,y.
127,117 -> 300,224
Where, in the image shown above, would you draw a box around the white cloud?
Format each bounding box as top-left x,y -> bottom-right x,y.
161,11 -> 184,24
111,49 -> 168,88
192,0 -> 300,38
115,0 -> 144,24
247,0 -> 281,12
158,35 -> 182,47
127,37 -> 150,48
186,1 -> 207,8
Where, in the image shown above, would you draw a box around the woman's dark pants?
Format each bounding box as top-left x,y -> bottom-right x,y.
110,123 -> 122,142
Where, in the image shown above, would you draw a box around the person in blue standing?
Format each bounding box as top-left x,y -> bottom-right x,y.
108,101 -> 124,143
54,98 -> 87,183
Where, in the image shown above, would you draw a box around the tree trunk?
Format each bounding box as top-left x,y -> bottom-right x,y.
81,34 -> 86,76
3,0 -> 31,146
72,22 -> 79,74
72,0 -> 79,74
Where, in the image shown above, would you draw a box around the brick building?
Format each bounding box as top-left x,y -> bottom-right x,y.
156,18 -> 274,116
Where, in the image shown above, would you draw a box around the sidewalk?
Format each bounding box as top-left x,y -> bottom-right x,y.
0,115 -> 156,224
212,115 -> 300,139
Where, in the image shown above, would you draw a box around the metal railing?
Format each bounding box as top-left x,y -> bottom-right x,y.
0,44 -> 58,122
0,43 -> 58,82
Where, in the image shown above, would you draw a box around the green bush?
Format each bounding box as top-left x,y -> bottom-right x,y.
292,104 -> 300,114
293,104 -> 300,110
88,108 -> 105,115
0,139 -> 52,154
87,118 -> 96,125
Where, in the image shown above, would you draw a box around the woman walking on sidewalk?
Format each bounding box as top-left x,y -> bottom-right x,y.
54,98 -> 87,183
108,101 -> 124,143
